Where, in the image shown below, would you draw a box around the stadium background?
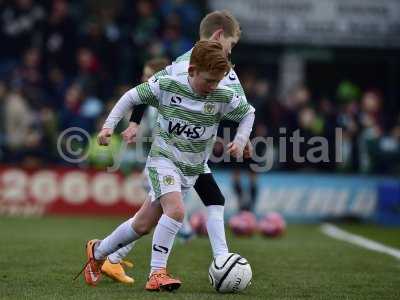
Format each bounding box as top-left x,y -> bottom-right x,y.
0,1 -> 400,299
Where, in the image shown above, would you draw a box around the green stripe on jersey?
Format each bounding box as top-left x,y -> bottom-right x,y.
159,77 -> 197,99
149,146 -> 205,176
154,69 -> 169,79
226,84 -> 245,96
148,167 -> 161,199
224,99 -> 253,122
159,105 -> 220,127
155,124 -> 212,153
159,77 -> 233,103
207,88 -> 235,103
136,83 -> 159,108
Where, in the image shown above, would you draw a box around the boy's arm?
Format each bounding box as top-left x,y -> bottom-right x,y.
98,81 -> 160,146
223,69 -> 253,157
223,93 -> 256,158
123,68 -> 171,143
128,68 -> 171,124
227,112 -> 255,158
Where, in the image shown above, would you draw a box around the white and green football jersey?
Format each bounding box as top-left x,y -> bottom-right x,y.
134,74 -> 254,177
138,49 -> 249,174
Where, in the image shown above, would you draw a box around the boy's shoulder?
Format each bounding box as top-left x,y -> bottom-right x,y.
220,69 -> 245,96
221,69 -> 241,85
174,49 -> 192,63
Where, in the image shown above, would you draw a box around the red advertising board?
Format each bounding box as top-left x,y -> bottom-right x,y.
0,167 -> 146,216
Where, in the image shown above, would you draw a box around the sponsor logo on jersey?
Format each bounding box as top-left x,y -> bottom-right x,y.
168,121 -> 206,139
170,96 -> 182,106
203,102 -> 216,114
163,175 -> 175,186
228,72 -> 236,81
153,244 -> 169,254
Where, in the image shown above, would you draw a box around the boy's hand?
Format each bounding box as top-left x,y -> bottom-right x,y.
243,140 -> 253,159
97,128 -> 113,146
121,122 -> 139,144
226,141 -> 243,159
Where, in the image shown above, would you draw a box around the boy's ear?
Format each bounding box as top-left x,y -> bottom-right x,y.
188,65 -> 196,77
210,29 -> 224,41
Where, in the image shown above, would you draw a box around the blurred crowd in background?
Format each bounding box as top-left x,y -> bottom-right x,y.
0,0 -> 399,175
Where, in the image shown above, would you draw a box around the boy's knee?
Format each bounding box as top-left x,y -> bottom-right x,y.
160,192 -> 185,222
132,220 -> 152,235
168,208 -> 184,222
164,204 -> 185,222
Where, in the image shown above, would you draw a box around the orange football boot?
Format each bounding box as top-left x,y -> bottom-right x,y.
101,258 -> 134,284
145,268 -> 181,292
74,239 -> 105,286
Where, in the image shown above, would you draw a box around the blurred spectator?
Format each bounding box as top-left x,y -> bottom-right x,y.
358,90 -> 387,174
131,0 -> 160,47
3,81 -> 53,167
11,47 -> 45,108
0,0 -> 45,59
317,97 -> 338,170
160,0 -> 201,35
75,47 -> 102,97
45,66 -> 69,109
162,13 -> 192,59
80,18 -> 118,94
252,78 -> 271,136
42,0 -> 77,74
0,81 -> 7,160
280,85 -> 311,170
338,109 -> 359,170
4,85 -> 33,152
59,83 -> 93,132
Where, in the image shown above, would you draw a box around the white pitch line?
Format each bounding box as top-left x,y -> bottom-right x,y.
320,223 -> 400,260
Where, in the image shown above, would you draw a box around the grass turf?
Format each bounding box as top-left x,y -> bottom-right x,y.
0,216 -> 399,300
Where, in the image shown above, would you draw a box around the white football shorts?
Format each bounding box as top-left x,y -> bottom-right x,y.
144,157 -> 198,202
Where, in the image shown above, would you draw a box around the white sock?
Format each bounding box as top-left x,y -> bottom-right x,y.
94,217 -> 140,260
150,214 -> 182,273
206,205 -> 229,257
108,241 -> 136,263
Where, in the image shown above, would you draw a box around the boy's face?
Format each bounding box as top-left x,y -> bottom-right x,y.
216,34 -> 239,57
189,67 -> 225,97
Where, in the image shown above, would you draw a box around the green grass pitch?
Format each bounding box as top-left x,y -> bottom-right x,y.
0,216 -> 399,300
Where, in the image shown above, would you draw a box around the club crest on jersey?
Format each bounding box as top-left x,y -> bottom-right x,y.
203,102 -> 216,114
228,72 -> 236,81
163,175 -> 175,185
